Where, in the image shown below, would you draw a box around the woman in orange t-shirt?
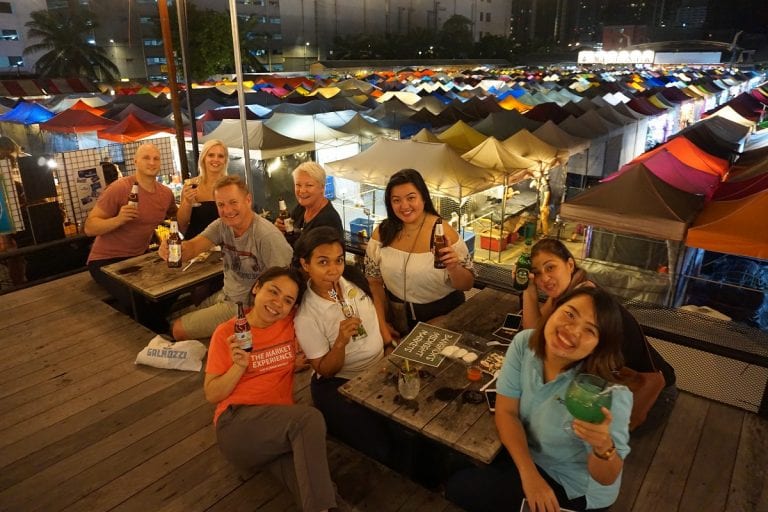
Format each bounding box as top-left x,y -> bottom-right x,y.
204,266 -> 339,512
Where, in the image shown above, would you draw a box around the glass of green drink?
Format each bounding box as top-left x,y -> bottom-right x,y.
564,373 -> 612,423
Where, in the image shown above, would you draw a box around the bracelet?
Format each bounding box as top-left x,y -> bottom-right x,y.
592,442 -> 616,460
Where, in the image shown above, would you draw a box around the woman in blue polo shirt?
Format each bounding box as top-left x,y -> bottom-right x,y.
447,287 -> 633,512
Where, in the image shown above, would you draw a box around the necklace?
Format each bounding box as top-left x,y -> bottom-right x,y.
399,215 -> 427,239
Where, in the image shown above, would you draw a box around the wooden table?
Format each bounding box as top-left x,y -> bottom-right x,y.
101,250 -> 223,319
339,288 -> 520,464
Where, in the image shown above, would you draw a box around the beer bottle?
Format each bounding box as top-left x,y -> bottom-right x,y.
432,217 -> 447,269
234,302 -> 253,352
167,219 -> 182,268
277,199 -> 294,234
127,183 -> 139,207
514,239 -> 533,291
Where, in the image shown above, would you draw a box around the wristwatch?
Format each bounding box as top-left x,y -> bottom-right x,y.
593,442 -> 616,460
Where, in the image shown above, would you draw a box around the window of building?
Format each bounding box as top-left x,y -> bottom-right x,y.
1,29 -> 18,41
272,32 -> 282,40
143,39 -> 162,46
486,13 -> 491,22
146,56 -> 166,65
140,16 -> 155,24
0,56 -> 22,67
269,16 -> 281,24
0,2 -> 11,14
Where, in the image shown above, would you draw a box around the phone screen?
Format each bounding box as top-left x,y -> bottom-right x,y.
504,313 -> 522,331
485,389 -> 497,412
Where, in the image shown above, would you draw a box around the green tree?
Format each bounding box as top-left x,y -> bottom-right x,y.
171,4 -> 235,80
171,5 -> 268,79
437,15 -> 473,58
474,34 -> 513,59
24,8 -> 119,81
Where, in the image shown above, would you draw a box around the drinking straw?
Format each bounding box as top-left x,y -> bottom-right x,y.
404,359 -> 410,372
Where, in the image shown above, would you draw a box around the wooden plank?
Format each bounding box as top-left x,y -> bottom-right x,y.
0,286 -> 109,330
391,360 -> 464,430
0,370 -> 199,468
0,306 -> 135,377
108,443 -> 233,512
452,409 -> 501,464
0,326 -> 148,427
0,272 -> 107,312
6,400 -> 213,511
154,461 -> 248,512
0,363 -> 169,449
0,323 -> 145,398
726,412 -> 768,512
679,401 -> 744,512
101,251 -> 222,300
610,415 -> 668,510
203,471 -> 286,512
60,424 -> 216,512
398,490 -> 462,512
631,392 -> 709,512
0,373 -> 204,490
353,457 -> 422,512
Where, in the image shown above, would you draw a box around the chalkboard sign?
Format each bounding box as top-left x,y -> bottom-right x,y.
391,322 -> 462,367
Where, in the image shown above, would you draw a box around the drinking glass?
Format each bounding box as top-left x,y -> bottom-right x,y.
564,373 -> 612,423
398,368 -> 421,400
185,177 -> 201,207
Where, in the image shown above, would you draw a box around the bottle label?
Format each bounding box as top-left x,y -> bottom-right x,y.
284,218 -> 294,233
168,244 -> 181,263
235,330 -> 252,351
515,268 -> 529,287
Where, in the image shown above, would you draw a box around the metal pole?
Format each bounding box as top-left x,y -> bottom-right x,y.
227,0 -> 254,193
176,0 -> 200,174
157,0 -> 189,179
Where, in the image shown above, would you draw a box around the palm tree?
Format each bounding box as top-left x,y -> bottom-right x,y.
23,8 -> 119,82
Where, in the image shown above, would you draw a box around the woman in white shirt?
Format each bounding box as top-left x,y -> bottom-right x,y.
293,227 -> 393,466
365,169 -> 474,344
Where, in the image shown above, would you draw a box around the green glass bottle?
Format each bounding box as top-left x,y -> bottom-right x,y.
513,239 -> 533,291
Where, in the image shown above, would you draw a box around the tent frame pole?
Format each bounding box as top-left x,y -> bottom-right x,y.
227,0 -> 254,196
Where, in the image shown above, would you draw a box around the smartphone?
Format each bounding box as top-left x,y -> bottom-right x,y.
484,388 -> 497,413
520,498 -> 577,512
493,313 -> 523,342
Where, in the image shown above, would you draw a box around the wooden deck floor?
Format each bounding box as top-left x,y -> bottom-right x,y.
1,272 -> 766,512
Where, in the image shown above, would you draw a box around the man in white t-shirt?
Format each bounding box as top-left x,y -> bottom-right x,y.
159,175 -> 292,340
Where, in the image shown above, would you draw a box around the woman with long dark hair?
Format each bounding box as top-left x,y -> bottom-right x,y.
447,287 -> 632,512
364,169 -> 474,343
205,266 -> 347,512
522,238 -> 677,432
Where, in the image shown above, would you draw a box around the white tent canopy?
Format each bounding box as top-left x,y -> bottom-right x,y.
264,112 -> 358,148
200,119 -> 314,159
325,138 -> 499,200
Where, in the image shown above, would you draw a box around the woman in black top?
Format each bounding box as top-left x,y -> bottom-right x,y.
275,161 -> 343,246
178,139 -> 228,239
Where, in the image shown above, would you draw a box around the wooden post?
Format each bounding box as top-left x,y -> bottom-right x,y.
157,0 -> 190,180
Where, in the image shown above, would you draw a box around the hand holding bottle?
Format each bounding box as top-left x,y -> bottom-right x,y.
116,203 -> 139,225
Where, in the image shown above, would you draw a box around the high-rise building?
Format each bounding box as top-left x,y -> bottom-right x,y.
0,0 -> 47,76
20,0 -> 514,80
